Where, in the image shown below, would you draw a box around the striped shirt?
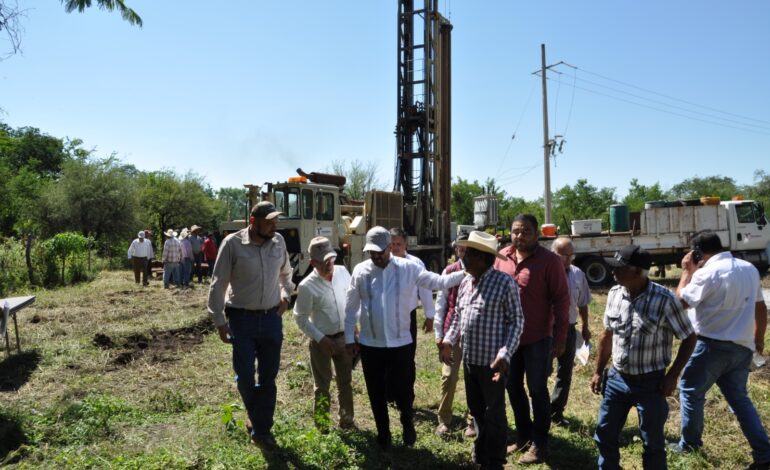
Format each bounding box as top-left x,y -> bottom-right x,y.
445,267 -> 524,366
604,280 -> 694,375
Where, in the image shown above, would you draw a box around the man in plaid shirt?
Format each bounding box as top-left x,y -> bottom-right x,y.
591,245 -> 696,470
441,231 -> 524,470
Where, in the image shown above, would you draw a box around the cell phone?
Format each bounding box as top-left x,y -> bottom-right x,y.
692,246 -> 704,264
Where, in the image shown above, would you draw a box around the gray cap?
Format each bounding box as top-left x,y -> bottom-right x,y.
364,226 -> 391,252
252,201 -> 282,220
308,236 -> 336,263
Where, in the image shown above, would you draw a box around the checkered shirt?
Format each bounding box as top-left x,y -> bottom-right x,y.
604,280 -> 694,375
445,267 -> 524,366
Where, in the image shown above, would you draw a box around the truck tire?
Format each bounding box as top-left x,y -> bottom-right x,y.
580,256 -> 612,287
425,254 -> 444,274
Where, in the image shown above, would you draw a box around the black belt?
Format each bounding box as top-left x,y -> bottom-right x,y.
616,368 -> 665,383
326,331 -> 344,339
698,335 -> 732,344
226,306 -> 278,315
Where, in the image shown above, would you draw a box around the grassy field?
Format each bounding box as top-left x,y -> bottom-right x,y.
1,270 -> 769,469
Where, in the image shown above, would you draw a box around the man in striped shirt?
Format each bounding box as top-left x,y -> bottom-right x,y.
591,245 -> 696,470
441,231 -> 524,470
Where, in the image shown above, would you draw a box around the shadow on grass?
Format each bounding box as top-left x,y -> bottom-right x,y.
0,350 -> 41,392
0,409 -> 28,462
259,446 -> 310,470
338,429 -> 473,469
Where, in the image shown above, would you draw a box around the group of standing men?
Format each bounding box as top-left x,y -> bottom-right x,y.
206,201 -> 769,470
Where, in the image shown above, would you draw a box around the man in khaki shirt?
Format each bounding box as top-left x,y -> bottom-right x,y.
207,201 -> 295,450
293,237 -> 355,431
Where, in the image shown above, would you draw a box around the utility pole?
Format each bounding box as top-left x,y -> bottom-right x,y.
540,43 -> 552,224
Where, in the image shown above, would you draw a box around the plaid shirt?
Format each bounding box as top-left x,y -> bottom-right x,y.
604,280 -> 694,375
445,267 -> 524,366
162,238 -> 183,263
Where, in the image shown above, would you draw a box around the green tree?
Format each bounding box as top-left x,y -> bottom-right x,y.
329,160 -> 384,201
669,175 -> 740,201
622,178 -> 669,212
552,179 -> 616,233
450,177 -> 484,225
62,0 -> 142,26
43,231 -> 89,284
748,170 -> 770,211
216,187 -> 249,222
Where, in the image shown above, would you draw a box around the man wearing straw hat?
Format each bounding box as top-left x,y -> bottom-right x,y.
440,230 -> 524,470
161,228 -> 182,289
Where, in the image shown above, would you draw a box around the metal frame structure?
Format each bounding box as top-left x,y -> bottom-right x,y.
395,0 -> 452,262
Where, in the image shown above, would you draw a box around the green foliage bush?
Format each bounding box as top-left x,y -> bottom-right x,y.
0,238 -> 27,297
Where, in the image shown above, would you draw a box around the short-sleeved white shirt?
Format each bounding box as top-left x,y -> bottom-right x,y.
680,251 -> 764,351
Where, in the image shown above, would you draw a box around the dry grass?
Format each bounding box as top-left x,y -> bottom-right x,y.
0,270 -> 768,469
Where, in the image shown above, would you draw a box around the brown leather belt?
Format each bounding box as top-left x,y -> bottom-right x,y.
326,331 -> 345,339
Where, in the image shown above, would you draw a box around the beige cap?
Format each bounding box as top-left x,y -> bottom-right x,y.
308,236 -> 336,263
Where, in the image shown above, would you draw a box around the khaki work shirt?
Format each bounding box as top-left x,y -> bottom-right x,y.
207,228 -> 295,327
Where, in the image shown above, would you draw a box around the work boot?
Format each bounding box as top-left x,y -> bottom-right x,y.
464,423 -> 477,438
518,444 -> 548,465
506,440 -> 531,455
435,423 -> 450,437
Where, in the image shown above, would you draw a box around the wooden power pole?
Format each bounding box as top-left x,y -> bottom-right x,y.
541,43 -> 552,225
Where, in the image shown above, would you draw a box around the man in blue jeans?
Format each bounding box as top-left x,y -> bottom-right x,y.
672,231 -> 770,469
207,201 -> 294,450
591,245 -> 696,470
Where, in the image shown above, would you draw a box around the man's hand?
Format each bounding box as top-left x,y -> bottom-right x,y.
590,372 -> 603,395
756,338 -> 765,355
435,337 -> 444,350
318,337 -> 336,356
345,342 -> 360,357
553,341 -> 566,358
217,324 -> 232,344
277,298 -> 289,316
439,342 -> 453,366
422,318 -> 434,334
490,356 -> 508,382
582,324 -> 592,343
660,372 -> 678,397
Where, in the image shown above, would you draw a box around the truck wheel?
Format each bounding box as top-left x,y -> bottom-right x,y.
425,254 -> 444,274
580,256 -> 612,287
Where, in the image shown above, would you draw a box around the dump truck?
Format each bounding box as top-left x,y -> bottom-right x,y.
539,198 -> 770,286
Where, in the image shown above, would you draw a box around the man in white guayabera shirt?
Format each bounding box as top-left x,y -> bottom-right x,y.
345,226 -> 465,450
671,230 -> 770,469
294,236 -> 355,431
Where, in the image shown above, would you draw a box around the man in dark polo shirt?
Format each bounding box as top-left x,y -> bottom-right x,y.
494,213 -> 570,465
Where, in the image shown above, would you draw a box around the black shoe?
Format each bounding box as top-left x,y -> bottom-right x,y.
403,422 -> 416,447
551,414 -> 570,427
377,433 -> 392,451
746,462 -> 770,470
251,433 -> 277,451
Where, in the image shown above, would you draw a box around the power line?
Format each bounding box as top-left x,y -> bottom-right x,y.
495,81 -> 537,176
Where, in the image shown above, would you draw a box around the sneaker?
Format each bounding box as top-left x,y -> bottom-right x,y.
518,444 -> 548,465
506,440 -> 531,455
463,424 -> 477,438
667,441 -> 694,454
435,423 -> 450,437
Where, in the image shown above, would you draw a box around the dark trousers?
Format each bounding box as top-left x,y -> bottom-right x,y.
360,343 -> 414,441
226,308 -> 283,438
409,308 -> 417,390
550,324 -> 577,417
465,363 -> 508,470
507,336 -> 553,447
193,252 -> 204,283
131,257 -> 148,284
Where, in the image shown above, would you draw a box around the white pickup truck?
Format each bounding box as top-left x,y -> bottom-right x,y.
540,199 -> 770,286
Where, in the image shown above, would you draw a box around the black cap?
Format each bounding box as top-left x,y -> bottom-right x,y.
251,201 -> 282,220
606,245 -> 652,270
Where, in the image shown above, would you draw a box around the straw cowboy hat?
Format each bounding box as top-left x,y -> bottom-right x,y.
164,229 -> 175,238
190,225 -> 202,233
456,231 -> 506,260
178,228 -> 189,240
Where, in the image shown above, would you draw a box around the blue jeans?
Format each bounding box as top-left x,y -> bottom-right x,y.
594,368 -> 668,470
227,308 -> 283,438
679,337 -> 770,463
163,262 -> 180,287
181,258 -> 192,285
507,336 -> 552,447
465,363 -> 508,470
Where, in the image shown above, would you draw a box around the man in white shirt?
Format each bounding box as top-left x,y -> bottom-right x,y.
389,227 -> 436,403
345,226 -> 465,450
127,230 -> 153,286
672,230 -> 770,468
293,237 -> 355,431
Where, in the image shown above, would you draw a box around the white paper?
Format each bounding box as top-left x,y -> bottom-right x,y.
575,338 -> 590,366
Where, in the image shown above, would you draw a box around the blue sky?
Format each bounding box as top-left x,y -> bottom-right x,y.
1,1 -> 769,201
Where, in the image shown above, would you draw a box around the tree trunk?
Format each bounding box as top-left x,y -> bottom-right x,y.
25,235 -> 35,286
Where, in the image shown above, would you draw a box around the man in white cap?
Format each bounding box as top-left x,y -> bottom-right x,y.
161,228 -> 182,289
127,230 -> 153,286
440,231 -> 524,470
293,236 -> 355,431
207,201 -> 294,450
344,226 -> 465,450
